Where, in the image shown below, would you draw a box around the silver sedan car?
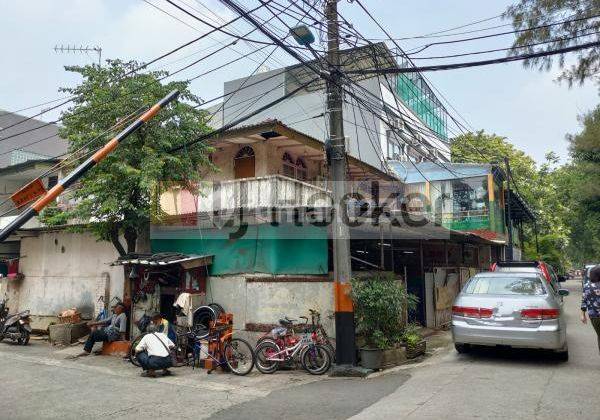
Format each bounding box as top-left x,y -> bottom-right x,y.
452,272 -> 569,360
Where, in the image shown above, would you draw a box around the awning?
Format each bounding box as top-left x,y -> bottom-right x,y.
504,189 -> 535,223
112,252 -> 213,270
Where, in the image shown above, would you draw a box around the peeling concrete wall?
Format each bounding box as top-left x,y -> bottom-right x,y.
10,230 -> 124,329
206,275 -> 334,337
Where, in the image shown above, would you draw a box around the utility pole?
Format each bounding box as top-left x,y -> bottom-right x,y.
0,91 -> 179,243
504,157 -> 514,261
217,0 -> 356,367
54,44 -> 103,66
325,0 -> 355,366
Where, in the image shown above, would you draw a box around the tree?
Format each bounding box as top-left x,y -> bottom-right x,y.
563,105 -> 600,263
505,1 -> 600,85
49,59 -> 211,256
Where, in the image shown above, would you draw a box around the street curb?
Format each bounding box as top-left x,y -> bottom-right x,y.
363,333 -> 453,380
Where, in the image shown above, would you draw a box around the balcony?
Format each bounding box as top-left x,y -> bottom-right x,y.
438,209 -> 491,231
160,175 -> 332,219
198,175 -> 332,213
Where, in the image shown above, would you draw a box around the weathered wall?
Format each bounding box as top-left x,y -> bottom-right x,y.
152,224 -> 329,276
205,274 -> 334,337
10,230 -> 124,329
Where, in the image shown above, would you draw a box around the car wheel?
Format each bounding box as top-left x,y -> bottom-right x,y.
455,343 -> 470,354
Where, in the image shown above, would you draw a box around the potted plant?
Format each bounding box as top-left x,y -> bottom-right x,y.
402,323 -> 426,359
351,273 -> 418,370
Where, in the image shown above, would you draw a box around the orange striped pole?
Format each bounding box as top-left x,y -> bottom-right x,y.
0,90 -> 180,242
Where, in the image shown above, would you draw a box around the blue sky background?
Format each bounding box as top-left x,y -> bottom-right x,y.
1,0 -> 597,164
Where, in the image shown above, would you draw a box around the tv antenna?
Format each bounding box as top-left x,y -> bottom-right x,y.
54,44 -> 102,66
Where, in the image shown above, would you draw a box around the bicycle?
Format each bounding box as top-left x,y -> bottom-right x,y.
256,311 -> 336,361
187,324 -> 255,376
255,330 -> 331,375
308,309 -> 336,361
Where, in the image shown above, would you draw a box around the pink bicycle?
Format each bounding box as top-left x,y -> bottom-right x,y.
255,330 -> 332,375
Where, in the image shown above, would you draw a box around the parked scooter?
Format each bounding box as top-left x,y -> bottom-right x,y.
0,298 -> 31,345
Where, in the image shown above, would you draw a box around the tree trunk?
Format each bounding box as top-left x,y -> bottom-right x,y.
124,226 -> 137,254
109,225 -> 127,257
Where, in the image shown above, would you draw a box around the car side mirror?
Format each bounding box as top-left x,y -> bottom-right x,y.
558,289 -> 570,296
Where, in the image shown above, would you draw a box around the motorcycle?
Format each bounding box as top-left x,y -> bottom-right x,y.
0,299 -> 31,345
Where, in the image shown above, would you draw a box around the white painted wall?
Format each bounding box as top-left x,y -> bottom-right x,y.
206,275 -> 334,337
9,230 -> 125,329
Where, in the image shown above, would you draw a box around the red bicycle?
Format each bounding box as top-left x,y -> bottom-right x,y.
255,319 -> 332,375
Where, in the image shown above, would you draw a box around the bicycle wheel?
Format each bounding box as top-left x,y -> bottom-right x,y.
301,344 -> 331,375
208,303 -> 225,317
129,334 -> 146,367
192,306 -> 216,339
255,340 -> 280,374
223,338 -> 255,376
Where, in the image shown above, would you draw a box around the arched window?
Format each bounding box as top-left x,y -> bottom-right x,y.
234,146 -> 255,179
296,157 -> 307,181
282,152 -> 296,178
235,146 -> 255,159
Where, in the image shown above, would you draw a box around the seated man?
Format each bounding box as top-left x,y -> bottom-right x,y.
151,312 -> 177,343
135,331 -> 175,377
79,303 -> 127,356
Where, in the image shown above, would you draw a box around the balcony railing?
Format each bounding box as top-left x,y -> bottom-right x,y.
438,209 -> 491,231
198,175 -> 332,213
154,175 -> 333,216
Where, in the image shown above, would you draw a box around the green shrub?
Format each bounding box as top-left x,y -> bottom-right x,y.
402,323 -> 423,349
350,273 -> 418,350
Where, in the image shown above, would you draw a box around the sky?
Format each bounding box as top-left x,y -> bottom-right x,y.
0,0 -> 597,165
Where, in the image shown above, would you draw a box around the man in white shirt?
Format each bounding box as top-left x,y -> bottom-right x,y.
135,332 -> 175,377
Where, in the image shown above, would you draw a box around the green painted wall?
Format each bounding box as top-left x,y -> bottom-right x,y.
443,218 -> 490,231
151,224 -> 328,276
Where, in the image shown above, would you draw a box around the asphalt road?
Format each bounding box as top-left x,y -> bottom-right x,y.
349,279 -> 600,420
0,279 -> 598,420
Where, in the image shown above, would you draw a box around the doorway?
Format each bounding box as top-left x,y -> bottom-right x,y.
234,146 -> 255,179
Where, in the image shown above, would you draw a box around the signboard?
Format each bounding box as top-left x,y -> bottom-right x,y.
10,178 -> 47,209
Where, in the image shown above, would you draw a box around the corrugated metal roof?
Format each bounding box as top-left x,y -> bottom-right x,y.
112,252 -> 213,267
0,111 -> 67,169
390,161 -> 495,183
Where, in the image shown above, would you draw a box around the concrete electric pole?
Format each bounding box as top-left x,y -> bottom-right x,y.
325,0 -> 356,366
217,0 -> 357,367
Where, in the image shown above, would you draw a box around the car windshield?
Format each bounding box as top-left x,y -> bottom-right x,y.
464,276 -> 546,296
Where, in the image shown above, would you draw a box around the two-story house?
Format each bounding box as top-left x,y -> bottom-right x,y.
150,44 -> 504,333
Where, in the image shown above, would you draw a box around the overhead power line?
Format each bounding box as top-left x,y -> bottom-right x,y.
249,0 -> 461,179
407,11 -> 600,54
164,0 -> 275,45
346,0 -> 475,135
409,29 -> 600,60
169,76 -> 319,153
346,40 -> 600,74
356,3 -> 587,42
0,1 -> 273,134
